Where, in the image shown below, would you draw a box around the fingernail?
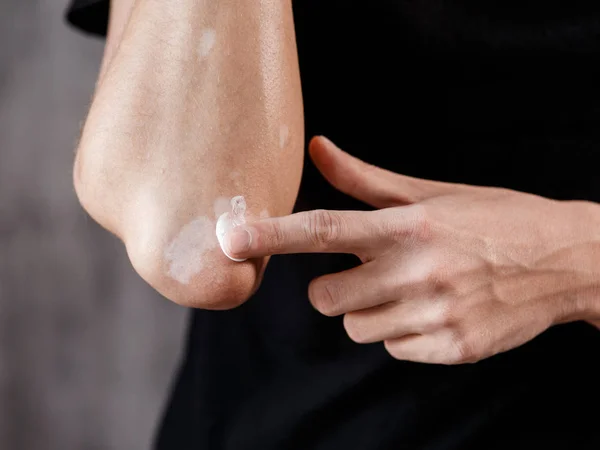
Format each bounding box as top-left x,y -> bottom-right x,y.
225,227 -> 252,255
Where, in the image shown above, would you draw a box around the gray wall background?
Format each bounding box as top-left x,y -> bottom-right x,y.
0,1 -> 188,449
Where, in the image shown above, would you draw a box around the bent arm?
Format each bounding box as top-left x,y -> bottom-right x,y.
74,0 -> 304,308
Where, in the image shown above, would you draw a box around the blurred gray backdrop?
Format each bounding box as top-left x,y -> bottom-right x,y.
0,1 -> 188,449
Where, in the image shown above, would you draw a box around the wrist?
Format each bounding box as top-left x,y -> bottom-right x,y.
554,200 -> 600,323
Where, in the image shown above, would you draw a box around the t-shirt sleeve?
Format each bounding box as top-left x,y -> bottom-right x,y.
65,0 -> 110,37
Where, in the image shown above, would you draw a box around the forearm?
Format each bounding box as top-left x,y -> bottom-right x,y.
537,201 -> 600,328
75,0 -> 303,308
575,201 -> 600,328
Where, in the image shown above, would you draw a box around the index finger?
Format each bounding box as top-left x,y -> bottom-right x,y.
223,209 -> 391,259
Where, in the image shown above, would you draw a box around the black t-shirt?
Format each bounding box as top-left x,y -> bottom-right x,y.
66,1 -> 600,449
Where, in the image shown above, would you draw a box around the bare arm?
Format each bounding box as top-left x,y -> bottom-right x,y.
74,0 -> 304,308
97,0 -> 135,82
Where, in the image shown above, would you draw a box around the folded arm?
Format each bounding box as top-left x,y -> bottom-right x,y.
74,0 -> 304,308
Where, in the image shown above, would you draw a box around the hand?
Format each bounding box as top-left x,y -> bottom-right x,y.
224,136 -> 600,364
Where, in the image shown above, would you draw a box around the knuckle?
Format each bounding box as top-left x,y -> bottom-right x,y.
309,279 -> 341,316
407,204 -> 433,243
429,300 -> 456,329
303,210 -> 342,250
446,331 -> 479,365
266,220 -> 286,253
378,209 -> 406,244
426,270 -> 454,296
414,258 -> 455,295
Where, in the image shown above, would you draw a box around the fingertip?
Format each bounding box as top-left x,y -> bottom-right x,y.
308,135 -> 322,148
309,135 -> 338,171
224,226 -> 253,259
308,136 -> 322,159
309,135 -> 336,154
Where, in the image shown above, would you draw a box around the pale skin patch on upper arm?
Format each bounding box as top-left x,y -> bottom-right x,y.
259,208 -> 270,219
279,124 -> 289,149
198,28 -> 216,60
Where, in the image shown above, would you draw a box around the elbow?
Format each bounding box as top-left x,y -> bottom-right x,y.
72,140 -> 120,235
73,142 -> 265,310
130,244 -> 263,310
125,221 -> 264,310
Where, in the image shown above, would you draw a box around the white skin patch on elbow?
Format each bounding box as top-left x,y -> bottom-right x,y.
198,28 -> 216,59
164,216 -> 217,284
216,196 -> 248,262
279,124 -> 289,149
259,208 -> 270,219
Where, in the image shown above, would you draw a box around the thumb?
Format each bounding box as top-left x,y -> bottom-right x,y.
309,136 -> 468,208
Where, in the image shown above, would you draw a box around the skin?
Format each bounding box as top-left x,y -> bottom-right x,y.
74,0 -> 303,308
78,1 -> 599,364
224,136 -> 600,364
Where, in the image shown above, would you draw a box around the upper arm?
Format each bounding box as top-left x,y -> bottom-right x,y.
98,0 -> 136,83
